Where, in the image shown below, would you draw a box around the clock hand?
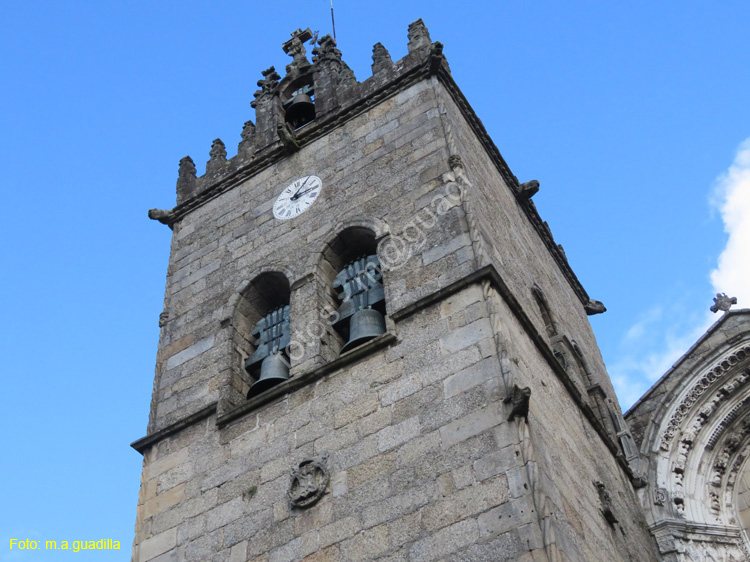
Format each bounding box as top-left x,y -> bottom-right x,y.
291,176 -> 311,200
291,186 -> 319,199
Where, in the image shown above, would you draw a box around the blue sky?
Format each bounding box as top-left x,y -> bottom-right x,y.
1,1 -> 748,559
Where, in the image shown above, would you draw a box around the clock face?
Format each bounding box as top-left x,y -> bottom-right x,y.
273,175 -> 323,220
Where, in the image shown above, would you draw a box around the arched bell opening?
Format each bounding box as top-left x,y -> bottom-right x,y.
319,227 -> 387,356
232,272 -> 292,399
282,76 -> 315,130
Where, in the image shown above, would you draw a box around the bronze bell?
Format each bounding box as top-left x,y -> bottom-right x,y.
285,93 -> 315,129
341,308 -> 386,353
247,352 -> 290,399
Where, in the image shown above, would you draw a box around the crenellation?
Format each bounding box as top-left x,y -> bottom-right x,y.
406,18 -> 432,54
176,156 -> 198,205
206,138 -> 227,175
238,120 -> 256,160
371,42 -> 395,76
251,66 -> 283,150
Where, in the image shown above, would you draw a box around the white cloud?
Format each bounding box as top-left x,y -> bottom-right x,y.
610,305 -> 711,410
710,138 -> 750,306
614,138 -> 750,410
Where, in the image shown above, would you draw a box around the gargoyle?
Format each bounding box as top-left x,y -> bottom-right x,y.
517,180 -> 540,200
504,384 -> 531,423
584,299 -> 607,315
148,208 -> 174,226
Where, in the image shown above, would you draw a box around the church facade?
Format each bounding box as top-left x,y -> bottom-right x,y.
627,307 -> 750,561
127,20 -> 737,561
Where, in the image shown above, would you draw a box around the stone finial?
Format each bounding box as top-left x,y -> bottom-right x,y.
241,120 -> 256,143
251,66 -> 281,108
238,120 -> 256,158
178,155 -> 196,180
371,42 -> 394,74
282,28 -> 314,73
407,18 -> 432,53
710,293 -> 737,313
206,138 -> 227,174
518,180 -> 540,200
176,155 -> 197,202
585,299 -> 607,315
504,384 -> 531,422
312,34 -> 342,66
209,138 -> 227,160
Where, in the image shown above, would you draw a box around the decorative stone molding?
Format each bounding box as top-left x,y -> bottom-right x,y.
708,396 -> 750,449
660,345 -> 750,451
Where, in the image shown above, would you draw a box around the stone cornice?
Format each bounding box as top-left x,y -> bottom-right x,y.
394,264 -> 632,477
650,519 -> 743,542
132,264 -> 624,472
130,402 -> 217,454
431,64 -> 590,306
215,332 -> 397,428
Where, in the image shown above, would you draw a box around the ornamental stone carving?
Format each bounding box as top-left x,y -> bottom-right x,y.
289,453 -> 329,509
660,346 -> 750,450
595,481 -> 618,525
251,66 -> 281,107
711,293 -> 737,313
504,384 -> 531,422
282,28 -> 313,73
654,487 -> 667,506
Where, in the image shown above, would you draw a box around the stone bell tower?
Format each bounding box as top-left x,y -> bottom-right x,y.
133,20 -> 661,561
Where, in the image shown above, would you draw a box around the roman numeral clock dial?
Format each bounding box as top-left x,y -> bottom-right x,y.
273,175 -> 322,220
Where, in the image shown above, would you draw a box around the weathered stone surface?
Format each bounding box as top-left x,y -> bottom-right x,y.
132,19 -> 661,562
137,528 -> 177,561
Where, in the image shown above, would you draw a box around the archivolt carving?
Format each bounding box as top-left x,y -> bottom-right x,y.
662,372 -> 750,521
708,397 -> 750,449
660,346 -> 750,451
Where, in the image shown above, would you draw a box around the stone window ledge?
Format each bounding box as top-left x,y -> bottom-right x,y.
216,331 -> 397,428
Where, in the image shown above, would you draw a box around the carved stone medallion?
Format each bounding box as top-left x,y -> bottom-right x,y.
654,487 -> 667,506
289,453 -> 329,508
